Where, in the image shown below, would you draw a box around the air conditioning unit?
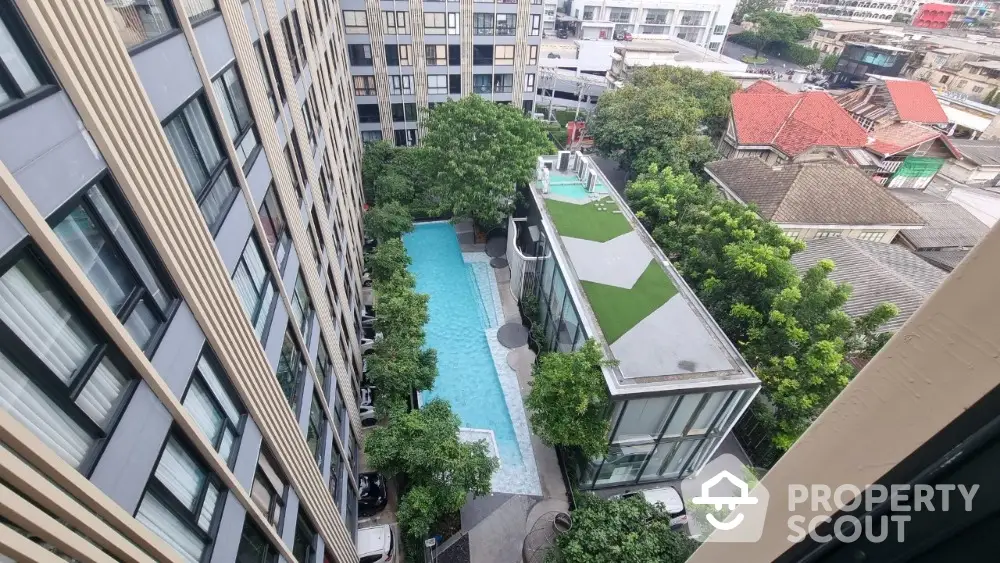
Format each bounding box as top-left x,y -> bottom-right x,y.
587,171 -> 597,192
557,151 -> 570,171
574,156 -> 585,178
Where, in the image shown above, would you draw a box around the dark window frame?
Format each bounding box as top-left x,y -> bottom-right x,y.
211,62 -> 261,175
233,234 -> 279,342
277,324 -> 308,409
306,390 -> 327,465
106,0 -> 182,55
0,1 -> 58,119
257,183 -> 292,270
180,346 -> 247,466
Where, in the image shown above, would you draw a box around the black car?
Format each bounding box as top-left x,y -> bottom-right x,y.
556,28 -> 568,39
359,472 -> 389,517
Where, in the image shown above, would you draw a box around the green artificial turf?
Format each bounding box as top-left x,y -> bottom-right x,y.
581,261 -> 678,344
546,198 -> 632,242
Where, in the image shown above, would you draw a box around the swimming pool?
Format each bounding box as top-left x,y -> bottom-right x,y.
403,222 -> 540,495
547,170 -> 609,201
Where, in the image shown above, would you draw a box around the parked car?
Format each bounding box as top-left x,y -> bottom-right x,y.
360,402 -> 377,428
358,524 -> 394,563
556,28 -> 568,39
614,30 -> 633,41
547,52 -> 561,59
358,472 -> 389,517
614,486 -> 688,530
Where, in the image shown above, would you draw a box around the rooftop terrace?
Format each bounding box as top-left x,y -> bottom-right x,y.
525,154 -> 758,396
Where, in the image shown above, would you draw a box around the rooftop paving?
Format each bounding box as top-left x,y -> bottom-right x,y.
530,157 -> 758,395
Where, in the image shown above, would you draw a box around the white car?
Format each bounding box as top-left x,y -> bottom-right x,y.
358,525 -> 394,563
615,486 -> 688,529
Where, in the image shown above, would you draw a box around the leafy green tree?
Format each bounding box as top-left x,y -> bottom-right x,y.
362,140 -> 396,203
365,400 -> 498,538
367,238 -> 411,285
732,0 -> 775,22
548,495 -> 697,563
422,96 -> 554,228
983,88 -> 998,106
744,12 -> 820,57
373,275 -> 429,344
374,173 -> 414,206
525,340 -> 612,457
821,53 -> 839,71
364,201 -> 413,243
365,336 -> 438,415
589,82 -> 707,175
627,67 -> 740,138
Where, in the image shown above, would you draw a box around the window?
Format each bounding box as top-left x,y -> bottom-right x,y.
394,128 -> 417,147
329,452 -> 344,508
54,181 -> 176,352
0,2 -> 53,113
0,254 -> 136,470
391,74 -> 414,94
251,448 -> 286,528
473,45 -> 493,65
183,349 -> 243,464
343,10 -> 367,34
281,16 -> 300,79
494,73 -> 513,93
645,9 -> 670,24
307,392 -> 327,463
384,10 -> 408,33
815,231 -> 842,238
103,0 -> 175,50
784,230 -> 800,241
708,41 -> 721,51
713,24 -> 726,34
258,184 -> 291,267
608,8 -> 632,23
385,44 -> 411,66
277,326 -> 307,407
474,73 -> 491,94
939,75 -> 949,84
582,6 -> 596,20
361,130 -> 382,142
679,10 -> 707,25
357,103 -> 380,123
428,74 -> 448,94
182,0 -> 217,21
136,435 -> 222,562
474,13 -> 494,35
858,231 -> 885,242
236,519 -> 280,563
496,13 -> 516,35
495,45 -> 514,65
957,79 -> 968,88
528,45 -> 538,65
524,73 -> 535,92
163,96 -> 238,232
530,14 -> 541,35
973,85 -> 984,94
448,12 -> 459,34
426,44 -> 447,66
232,235 -> 278,341
425,12 -> 446,34
252,40 -> 278,115
316,341 -> 333,397
212,64 -> 259,172
292,514 -> 317,563
449,74 -> 461,95
449,44 -> 461,65
290,272 -> 314,337
391,102 -> 417,122
348,43 -> 373,65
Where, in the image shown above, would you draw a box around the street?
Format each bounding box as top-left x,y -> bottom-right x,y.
723,41 -> 807,73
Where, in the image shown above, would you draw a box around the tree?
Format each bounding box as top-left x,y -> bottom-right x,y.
422,96 -> 554,228
374,173 -> 414,206
821,53 -> 839,71
627,66 -> 740,138
744,11 -> 820,57
548,495 -> 697,563
373,274 -> 429,344
525,340 -> 612,457
367,238 -> 411,285
732,0 -> 775,22
362,140 -> 396,203
983,88 -> 998,107
365,400 -> 498,538
364,201 -> 413,243
589,82 -> 707,175
365,336 -> 438,414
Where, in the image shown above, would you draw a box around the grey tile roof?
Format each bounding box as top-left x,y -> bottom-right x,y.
915,249 -> 969,272
950,139 -> 1000,167
790,238 -> 947,333
890,189 -> 988,249
706,159 -> 925,227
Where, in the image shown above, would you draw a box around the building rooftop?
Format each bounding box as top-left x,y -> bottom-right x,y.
730,81 -> 870,157
891,188 -> 988,249
966,60 -> 1000,70
790,238 -> 947,333
528,154 -> 758,396
705,159 -> 925,228
817,19 -> 888,33
883,79 -> 950,123
949,138 -> 1000,167
845,42 -> 913,53
867,122 -> 957,157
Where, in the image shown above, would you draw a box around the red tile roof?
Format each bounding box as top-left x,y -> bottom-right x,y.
867,122 -> 959,156
730,81 -> 870,157
883,80 -> 949,124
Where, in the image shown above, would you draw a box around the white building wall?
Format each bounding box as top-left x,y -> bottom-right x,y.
786,0 -> 902,22
568,0 -> 737,51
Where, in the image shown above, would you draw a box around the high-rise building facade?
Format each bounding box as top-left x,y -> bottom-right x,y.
341,0 -> 545,145
0,1 -> 367,562
565,0 -> 736,52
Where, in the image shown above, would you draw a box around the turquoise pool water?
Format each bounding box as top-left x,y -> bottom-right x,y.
547,170 -> 609,200
403,223 -> 522,467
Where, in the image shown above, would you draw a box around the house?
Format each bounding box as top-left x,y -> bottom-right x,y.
863,121 -> 961,188
940,138 -> 1000,185
718,81 -> 871,165
909,55 -> 1000,104
705,158 -> 925,242
890,188 -> 989,271
837,79 -> 949,129
790,238 -> 947,332
802,19 -> 887,56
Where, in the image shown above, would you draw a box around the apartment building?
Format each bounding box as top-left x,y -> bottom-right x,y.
787,0 -> 903,22
341,0 -> 544,146
0,1 -> 369,563
911,56 -> 1000,102
567,0 -> 735,52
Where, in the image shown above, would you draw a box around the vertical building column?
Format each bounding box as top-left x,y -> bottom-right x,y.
512,0 -> 532,107
365,0 -> 395,140
461,0 -> 475,95
409,0 -> 429,137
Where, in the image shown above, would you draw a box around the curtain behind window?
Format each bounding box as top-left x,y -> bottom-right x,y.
136,493 -> 203,563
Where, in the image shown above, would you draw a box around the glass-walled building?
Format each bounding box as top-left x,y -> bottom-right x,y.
510,153 -> 759,491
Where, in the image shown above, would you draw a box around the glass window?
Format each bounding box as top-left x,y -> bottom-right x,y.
0,255 -> 136,470
689,391 -> 730,435
358,103 -> 380,123
391,102 -> 417,122
164,96 -> 237,232
290,272 -> 314,338
280,16 -> 300,78
251,448 -> 286,528
136,435 -> 222,562
343,10 -> 368,34
307,391 -> 326,464
425,12 -> 446,34
329,452 -> 344,508
182,350 -> 243,463
474,13 -> 494,35
645,9 -> 671,24
426,44 -> 447,66
663,393 -> 703,437
54,181 -> 176,351
232,235 -> 278,341
496,14 -> 515,35
103,0 -> 175,50
524,73 -> 535,93
473,45 -> 492,65
493,73 -> 513,93
495,45 -> 514,65
448,12 -> 459,34
212,64 -> 258,172
640,439 -> 698,481
449,74 -> 461,95
0,3 -> 50,110
348,43 -> 373,65
292,514 -> 317,563
594,443 -> 653,486
614,398 -> 676,443
390,74 -> 414,94
449,44 -> 460,65
398,45 -> 412,66
276,326 -> 307,407
316,341 -> 332,397
182,0 -> 217,21
257,184 -> 291,266
361,130 -> 382,142
528,45 -> 538,65
353,75 -> 377,96
252,39 -> 278,115
530,14 -> 540,35
473,73 -> 491,94
428,74 -> 448,95
236,519 -> 280,563
384,11 -> 408,34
